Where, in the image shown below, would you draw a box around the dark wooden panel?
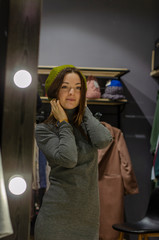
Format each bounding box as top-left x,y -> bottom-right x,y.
1,1 -> 41,240
0,0 -> 9,146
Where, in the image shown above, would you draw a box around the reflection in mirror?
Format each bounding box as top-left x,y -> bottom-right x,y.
0,150 -> 13,238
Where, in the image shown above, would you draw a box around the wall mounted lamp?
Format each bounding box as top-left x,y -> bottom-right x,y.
13,70 -> 32,88
8,175 -> 27,195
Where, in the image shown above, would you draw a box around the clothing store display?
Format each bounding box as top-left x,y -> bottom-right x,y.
98,122 -> 139,240
102,79 -> 125,100
34,107 -> 112,240
0,150 -> 13,238
86,75 -> 101,99
150,90 -> 159,153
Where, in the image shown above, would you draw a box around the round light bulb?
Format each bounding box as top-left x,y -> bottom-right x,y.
8,176 -> 27,195
13,70 -> 32,88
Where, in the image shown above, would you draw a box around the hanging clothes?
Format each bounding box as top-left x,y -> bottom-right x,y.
98,122 -> 139,240
150,90 -> 159,153
31,141 -> 51,236
154,143 -> 159,181
153,135 -> 159,185
32,140 -> 50,191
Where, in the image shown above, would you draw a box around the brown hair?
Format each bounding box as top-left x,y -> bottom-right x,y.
45,67 -> 86,126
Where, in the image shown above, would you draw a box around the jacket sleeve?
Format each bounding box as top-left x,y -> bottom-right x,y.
35,122 -> 78,168
82,107 -> 112,149
118,131 -> 139,195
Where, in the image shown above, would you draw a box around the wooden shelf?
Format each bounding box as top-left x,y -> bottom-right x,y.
38,67 -> 130,128
40,96 -> 127,106
87,98 -> 127,105
38,66 -> 129,108
150,50 -> 159,77
150,69 -> 159,77
38,66 -> 130,78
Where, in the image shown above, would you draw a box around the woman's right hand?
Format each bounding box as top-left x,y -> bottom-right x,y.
50,99 -> 68,122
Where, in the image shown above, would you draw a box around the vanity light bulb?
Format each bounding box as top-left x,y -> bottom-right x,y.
13,70 -> 32,88
8,176 -> 27,195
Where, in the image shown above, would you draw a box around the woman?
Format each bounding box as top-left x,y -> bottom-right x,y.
34,65 -> 112,240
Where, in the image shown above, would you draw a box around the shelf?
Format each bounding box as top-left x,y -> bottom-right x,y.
150,69 -> 159,77
86,98 -> 127,105
150,50 -> 159,77
38,66 -> 129,108
38,66 -> 130,78
40,96 -> 127,106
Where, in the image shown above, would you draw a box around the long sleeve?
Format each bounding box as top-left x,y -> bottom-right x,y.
118,131 -> 139,195
35,122 -> 78,168
81,107 -> 112,149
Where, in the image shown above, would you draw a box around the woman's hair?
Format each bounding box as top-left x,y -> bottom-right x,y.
44,67 -> 87,126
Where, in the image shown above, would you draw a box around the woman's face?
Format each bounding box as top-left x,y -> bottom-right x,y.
58,72 -> 81,109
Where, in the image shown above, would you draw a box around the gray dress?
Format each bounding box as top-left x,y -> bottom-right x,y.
34,107 -> 112,240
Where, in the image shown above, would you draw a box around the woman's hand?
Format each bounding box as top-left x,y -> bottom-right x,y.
50,99 -> 68,122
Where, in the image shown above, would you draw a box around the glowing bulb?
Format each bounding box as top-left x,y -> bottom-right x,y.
8,176 -> 27,195
13,70 -> 32,88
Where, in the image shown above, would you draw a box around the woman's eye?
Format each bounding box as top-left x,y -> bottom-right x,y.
76,86 -> 81,90
61,85 -> 68,89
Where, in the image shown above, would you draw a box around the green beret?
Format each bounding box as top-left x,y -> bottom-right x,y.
45,65 -> 87,96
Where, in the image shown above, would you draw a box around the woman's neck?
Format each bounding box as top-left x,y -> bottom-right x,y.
64,107 -> 78,123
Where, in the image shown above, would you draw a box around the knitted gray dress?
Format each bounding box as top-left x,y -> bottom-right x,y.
34,107 -> 112,240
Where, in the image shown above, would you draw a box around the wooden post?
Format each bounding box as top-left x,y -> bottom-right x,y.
1,1 -> 41,239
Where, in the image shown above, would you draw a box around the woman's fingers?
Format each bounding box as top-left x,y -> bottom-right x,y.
50,99 -> 67,121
